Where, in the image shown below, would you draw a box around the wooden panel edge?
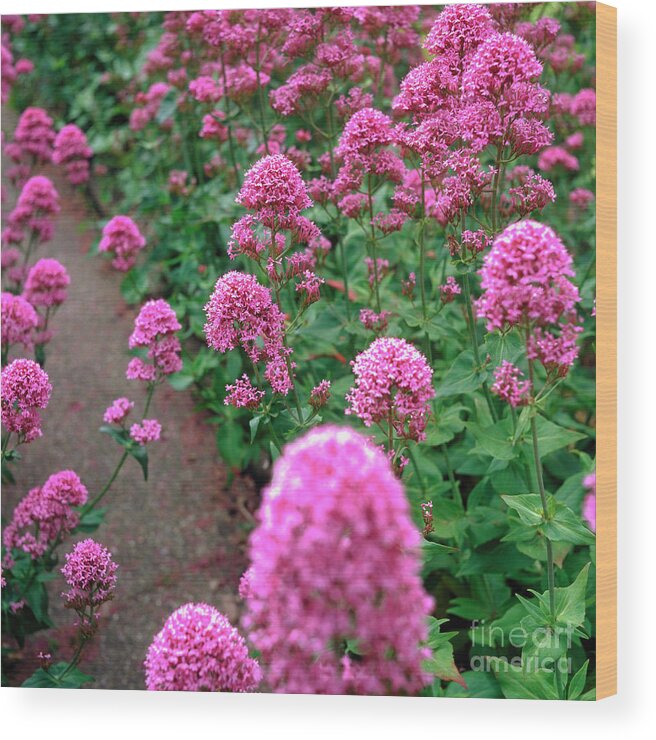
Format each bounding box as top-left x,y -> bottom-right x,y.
595,0 -> 617,701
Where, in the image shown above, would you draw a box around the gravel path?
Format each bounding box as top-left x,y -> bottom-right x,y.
2,155 -> 257,689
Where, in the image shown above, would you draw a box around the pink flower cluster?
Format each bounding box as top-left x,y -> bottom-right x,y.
103,397 -> 134,425
129,419 -> 162,446
204,271 -> 292,395
126,299 -> 182,383
61,538 -> 118,623
439,276 -> 461,304
1,292 -> 38,350
491,361 -> 532,407
1,358 -> 52,443
309,379 -> 331,409
3,470 -> 88,566
5,176 -> 60,247
98,215 -> 146,272
224,375 -> 265,410
346,337 -> 434,442
244,425 -> 433,695
5,107 -> 55,173
23,258 -> 70,307
477,220 -> 579,330
52,124 -> 93,185
477,220 -> 582,374
145,602 -> 261,692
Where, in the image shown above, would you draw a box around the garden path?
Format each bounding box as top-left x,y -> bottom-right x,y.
3,154 -> 255,689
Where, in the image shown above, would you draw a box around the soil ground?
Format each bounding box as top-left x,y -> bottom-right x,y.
2,154 -> 258,689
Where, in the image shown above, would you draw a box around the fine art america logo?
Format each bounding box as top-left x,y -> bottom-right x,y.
469,620 -> 576,674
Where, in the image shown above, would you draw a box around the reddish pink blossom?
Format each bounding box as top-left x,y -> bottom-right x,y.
145,603 -> 261,692
103,397 -> 134,425
295,270 -> 324,306
538,146 -> 579,172
476,220 -> 580,332
8,176 -> 60,244
224,375 -> 265,410
52,124 -> 93,185
359,308 -> 391,333
571,88 -> 596,126
9,107 -> 55,165
2,471 -> 87,565
23,258 -> 70,307
1,292 -> 38,349
439,276 -> 461,304
98,215 -> 146,272
129,419 -> 162,445
236,154 -> 312,216
61,538 -> 117,615
569,188 -> 594,210
309,379 -> 331,409
346,337 -> 434,442
244,425 -> 433,695
491,361 -> 532,407
1,358 -> 51,443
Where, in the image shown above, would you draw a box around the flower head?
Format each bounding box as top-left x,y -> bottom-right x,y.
61,538 -> 118,610
52,124 -> 93,185
23,258 -> 70,307
8,176 -> 60,244
1,358 -> 52,442
98,215 -> 146,272
244,425 -> 433,695
224,375 -> 265,410
346,337 -> 434,442
491,361 -> 532,407
129,419 -> 162,445
103,397 -> 134,425
582,472 -> 596,532
145,603 -> 261,692
476,220 -> 579,331
1,292 -> 38,349
236,154 -> 311,215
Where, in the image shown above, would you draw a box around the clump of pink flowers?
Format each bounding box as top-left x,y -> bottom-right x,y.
1,358 -> 52,443
5,107 -> 55,175
126,299 -> 182,384
224,375 -> 265,410
3,470 -> 88,566
346,337 -> 435,442
144,602 -> 261,692
1,292 -> 38,352
5,175 -> 60,248
244,425 -> 433,695
129,419 -> 162,446
491,361 -> 532,407
23,258 -> 70,307
439,276 -> 461,304
98,215 -> 146,272
103,397 -> 134,425
52,124 -> 93,185
61,538 -> 118,634
204,271 -> 292,395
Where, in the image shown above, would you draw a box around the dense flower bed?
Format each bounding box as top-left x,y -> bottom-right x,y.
2,4 -> 597,699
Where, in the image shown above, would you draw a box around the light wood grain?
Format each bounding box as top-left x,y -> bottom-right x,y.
595,1 -> 617,701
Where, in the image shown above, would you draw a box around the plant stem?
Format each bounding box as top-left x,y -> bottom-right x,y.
441,443 -> 463,509
83,450 -> 129,514
367,175 -> 382,312
527,355 -> 556,620
462,272 -> 497,421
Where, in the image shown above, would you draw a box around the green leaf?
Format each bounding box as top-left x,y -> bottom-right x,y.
167,372 -> 194,391
468,418 -> 517,460
216,419 -> 246,468
534,417 -> 587,457
567,659 -> 589,700
423,618 -> 466,688
435,351 -> 487,398
119,269 -> 149,305
552,563 -> 590,629
249,415 -> 262,444
494,663 -> 559,700
445,670 -> 503,698
542,504 -> 596,545
502,493 -> 552,526
23,663 -> 94,689
76,507 -> 107,534
99,425 -> 131,448
129,444 -> 149,481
